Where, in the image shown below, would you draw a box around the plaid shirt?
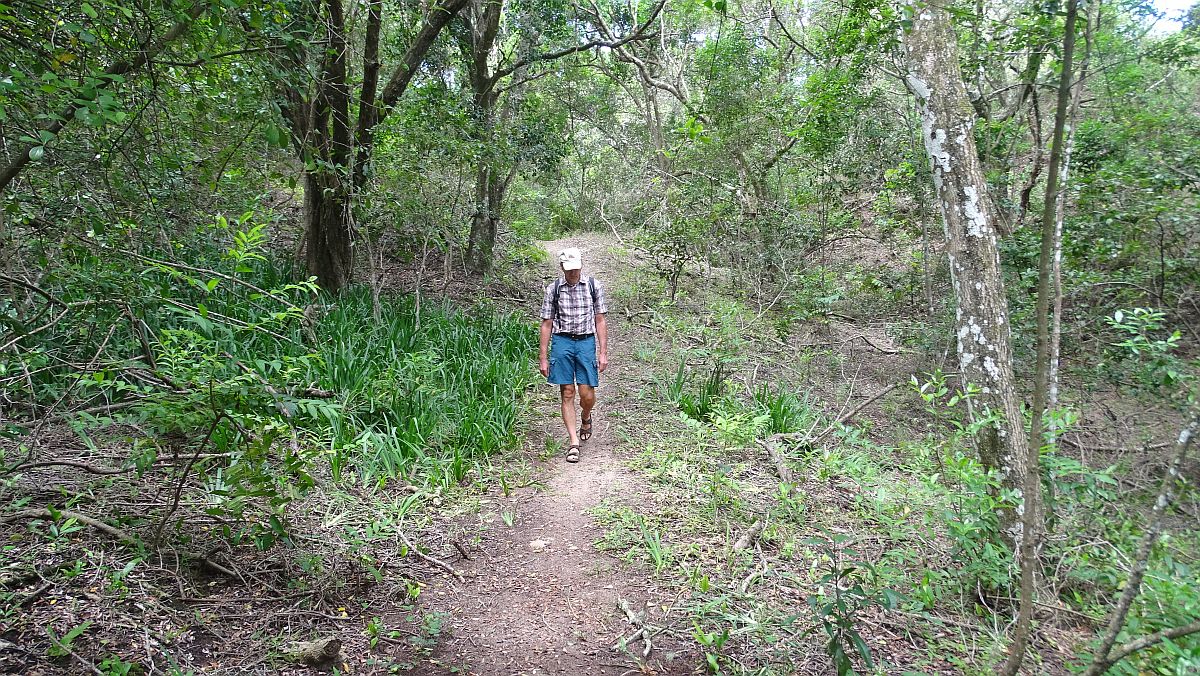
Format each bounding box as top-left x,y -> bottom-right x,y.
540,276 -> 608,335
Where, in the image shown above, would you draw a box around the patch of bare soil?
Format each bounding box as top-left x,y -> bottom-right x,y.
412,234 -> 698,675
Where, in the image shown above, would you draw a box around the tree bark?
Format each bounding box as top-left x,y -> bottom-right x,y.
460,0 -> 505,275
898,1 -> 1030,542
352,0 -> 384,191
1049,0 -> 1098,411
302,0 -> 355,293
1000,0 -> 1079,672
288,0 -> 467,291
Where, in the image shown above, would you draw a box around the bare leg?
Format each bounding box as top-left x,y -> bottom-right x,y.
578,384 -> 596,436
560,384 -> 579,446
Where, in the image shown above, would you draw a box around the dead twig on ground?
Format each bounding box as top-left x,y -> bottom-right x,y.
3,458 -> 129,476
4,508 -> 140,546
769,382 -> 900,447
615,597 -> 652,658
47,631 -> 104,676
731,518 -> 765,552
397,529 -> 465,581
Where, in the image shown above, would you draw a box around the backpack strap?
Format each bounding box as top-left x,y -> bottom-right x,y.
551,278 -> 564,319
588,276 -> 598,312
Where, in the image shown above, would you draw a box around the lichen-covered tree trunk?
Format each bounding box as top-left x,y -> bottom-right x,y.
899,2 -> 1030,541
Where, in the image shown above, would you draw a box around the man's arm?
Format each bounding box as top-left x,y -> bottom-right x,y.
539,318 -> 552,377
596,313 -> 608,372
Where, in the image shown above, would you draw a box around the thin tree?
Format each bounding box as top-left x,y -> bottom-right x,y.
280,0 -> 470,292
459,0 -> 668,274
999,0 -> 1081,671
1084,414 -> 1200,675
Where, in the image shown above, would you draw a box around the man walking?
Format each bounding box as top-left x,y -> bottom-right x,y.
539,247 -> 609,463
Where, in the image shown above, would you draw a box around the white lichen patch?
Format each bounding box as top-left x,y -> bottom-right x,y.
929,128 -> 952,173
905,74 -> 931,100
962,186 -> 989,238
983,356 -> 1000,381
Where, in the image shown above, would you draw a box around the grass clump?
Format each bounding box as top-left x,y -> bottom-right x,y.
316,290 -> 537,486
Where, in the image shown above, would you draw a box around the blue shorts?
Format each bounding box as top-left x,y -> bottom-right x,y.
548,334 -> 599,387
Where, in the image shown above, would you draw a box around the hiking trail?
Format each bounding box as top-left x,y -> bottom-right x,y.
414,233 -> 693,675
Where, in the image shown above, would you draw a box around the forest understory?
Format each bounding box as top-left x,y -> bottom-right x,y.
2,0 -> 1199,674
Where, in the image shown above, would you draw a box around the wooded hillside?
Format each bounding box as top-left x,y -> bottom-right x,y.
1,0 -> 1198,673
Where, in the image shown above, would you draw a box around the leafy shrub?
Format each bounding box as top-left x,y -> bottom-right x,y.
754,384 -> 815,434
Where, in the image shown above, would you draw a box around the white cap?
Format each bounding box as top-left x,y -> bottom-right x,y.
558,247 -> 582,271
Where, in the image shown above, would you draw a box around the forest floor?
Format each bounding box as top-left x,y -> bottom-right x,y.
409,234 -> 697,675
4,230 -> 1192,676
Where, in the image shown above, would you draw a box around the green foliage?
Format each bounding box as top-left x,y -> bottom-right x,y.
802,532 -> 903,676
667,359 -> 728,422
1104,308 -> 1195,404
315,292 -> 537,485
753,384 -> 813,434
46,620 -> 92,657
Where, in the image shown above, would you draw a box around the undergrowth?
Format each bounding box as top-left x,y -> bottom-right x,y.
604,293 -> 1200,675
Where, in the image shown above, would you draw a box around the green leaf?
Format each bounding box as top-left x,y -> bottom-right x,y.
28,146 -> 44,161
850,631 -> 873,665
81,2 -> 97,18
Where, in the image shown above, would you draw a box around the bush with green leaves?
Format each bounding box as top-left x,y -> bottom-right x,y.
2,212 -> 537,552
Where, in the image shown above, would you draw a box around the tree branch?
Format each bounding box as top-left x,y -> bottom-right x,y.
378,0 -> 471,116
1100,619 -> 1200,670
1084,415 -> 1199,676
490,0 -> 668,83
0,1 -> 213,194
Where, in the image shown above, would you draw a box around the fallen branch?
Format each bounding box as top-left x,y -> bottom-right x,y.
615,597 -> 652,658
47,631 -> 104,676
3,459 -> 129,476
1061,436 -> 1169,453
759,438 -> 796,486
3,508 -> 240,578
397,529 -> 464,581
123,249 -> 300,310
732,518 -> 765,552
15,581 -> 52,609
4,508 -> 139,546
770,382 -> 899,446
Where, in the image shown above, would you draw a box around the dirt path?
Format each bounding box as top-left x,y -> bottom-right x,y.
417,234 -> 693,676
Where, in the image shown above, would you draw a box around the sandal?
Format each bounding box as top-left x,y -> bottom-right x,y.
566,444 -> 581,463
579,417 -> 593,442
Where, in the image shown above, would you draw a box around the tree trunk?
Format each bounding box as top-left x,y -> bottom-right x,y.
304,174 -> 354,292
297,0 -> 355,293
1049,0 -> 1098,411
352,0 -> 384,192
467,162 -> 502,274
280,0 -> 467,291
460,0 -> 505,275
899,1 -> 1030,542
1000,0 -> 1080,672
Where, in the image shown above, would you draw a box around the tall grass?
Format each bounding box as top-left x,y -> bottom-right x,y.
6,242 -> 536,489
753,383 -> 816,434
314,290 -> 537,485
667,359 -> 728,422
